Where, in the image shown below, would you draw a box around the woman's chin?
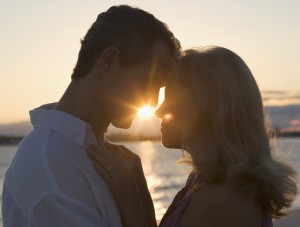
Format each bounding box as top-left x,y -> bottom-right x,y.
161,136 -> 182,149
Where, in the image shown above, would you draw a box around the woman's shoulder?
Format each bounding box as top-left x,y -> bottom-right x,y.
181,183 -> 262,227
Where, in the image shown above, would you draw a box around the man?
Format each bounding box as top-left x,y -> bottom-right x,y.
2,5 -> 180,227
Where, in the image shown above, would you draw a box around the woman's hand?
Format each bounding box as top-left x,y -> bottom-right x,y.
86,141 -> 157,227
104,141 -> 157,227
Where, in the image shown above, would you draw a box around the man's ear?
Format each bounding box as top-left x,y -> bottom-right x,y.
99,46 -> 120,70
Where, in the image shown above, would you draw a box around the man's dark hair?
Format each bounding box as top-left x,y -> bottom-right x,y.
71,5 -> 181,79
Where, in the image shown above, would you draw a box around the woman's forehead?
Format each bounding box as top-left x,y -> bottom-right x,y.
165,80 -> 189,97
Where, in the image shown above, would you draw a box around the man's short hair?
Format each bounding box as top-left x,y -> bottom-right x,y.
71,5 -> 181,79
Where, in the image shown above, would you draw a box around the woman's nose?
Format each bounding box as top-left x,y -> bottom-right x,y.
155,103 -> 164,118
155,102 -> 174,122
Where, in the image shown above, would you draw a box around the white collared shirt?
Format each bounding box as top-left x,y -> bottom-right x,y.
2,104 -> 122,227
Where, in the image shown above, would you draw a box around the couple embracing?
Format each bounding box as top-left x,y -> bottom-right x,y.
2,5 -> 297,227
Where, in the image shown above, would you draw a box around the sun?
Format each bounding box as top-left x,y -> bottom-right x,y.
137,87 -> 165,120
137,105 -> 155,120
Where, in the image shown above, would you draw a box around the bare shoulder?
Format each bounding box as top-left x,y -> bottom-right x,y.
181,183 -> 262,227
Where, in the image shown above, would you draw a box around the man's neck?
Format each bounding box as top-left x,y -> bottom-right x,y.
55,80 -> 110,137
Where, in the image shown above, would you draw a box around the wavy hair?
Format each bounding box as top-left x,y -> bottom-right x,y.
178,46 -> 298,218
72,5 -> 181,79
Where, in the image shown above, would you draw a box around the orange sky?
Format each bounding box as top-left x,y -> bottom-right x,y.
0,0 -> 300,124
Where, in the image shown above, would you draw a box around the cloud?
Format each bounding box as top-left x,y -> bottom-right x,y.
265,105 -> 300,130
290,119 -> 300,127
262,90 -> 300,106
262,91 -> 287,95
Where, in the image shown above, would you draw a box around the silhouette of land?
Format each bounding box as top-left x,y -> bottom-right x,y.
0,130 -> 299,145
105,133 -> 160,142
0,134 -> 161,145
0,135 -> 23,145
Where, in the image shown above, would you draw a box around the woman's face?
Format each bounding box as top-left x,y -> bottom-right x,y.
155,80 -> 195,149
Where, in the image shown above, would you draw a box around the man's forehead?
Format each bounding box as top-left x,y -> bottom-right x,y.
144,41 -> 177,87
151,56 -> 176,87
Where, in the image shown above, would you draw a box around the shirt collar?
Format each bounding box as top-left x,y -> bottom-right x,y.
30,103 -> 102,148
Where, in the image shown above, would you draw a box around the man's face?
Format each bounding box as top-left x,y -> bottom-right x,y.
104,42 -> 173,129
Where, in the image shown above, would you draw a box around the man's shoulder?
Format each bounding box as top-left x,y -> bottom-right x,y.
18,128 -> 50,150
19,127 -> 82,155
6,127 -> 83,187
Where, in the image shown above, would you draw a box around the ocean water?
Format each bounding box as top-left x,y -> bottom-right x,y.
0,138 -> 299,225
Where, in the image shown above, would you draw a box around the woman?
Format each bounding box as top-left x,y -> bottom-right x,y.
87,46 -> 297,227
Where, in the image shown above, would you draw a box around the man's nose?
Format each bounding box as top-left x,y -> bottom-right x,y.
148,97 -> 158,108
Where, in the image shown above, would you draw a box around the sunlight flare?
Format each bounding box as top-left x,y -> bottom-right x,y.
158,87 -> 165,107
137,87 -> 165,120
163,113 -> 174,122
137,105 -> 155,120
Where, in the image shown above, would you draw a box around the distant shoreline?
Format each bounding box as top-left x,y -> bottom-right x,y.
274,208 -> 300,227
0,136 -> 23,145
0,134 -> 161,145
1,132 -> 300,145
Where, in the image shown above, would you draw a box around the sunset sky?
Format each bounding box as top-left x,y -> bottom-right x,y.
1,0 -> 300,124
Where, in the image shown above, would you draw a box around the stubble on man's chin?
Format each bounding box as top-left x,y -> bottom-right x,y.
111,117 -> 134,129
161,135 -> 183,149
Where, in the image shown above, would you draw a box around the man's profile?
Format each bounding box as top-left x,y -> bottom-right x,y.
2,5 -> 180,227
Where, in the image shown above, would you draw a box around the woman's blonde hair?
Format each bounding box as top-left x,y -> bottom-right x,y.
178,46 -> 297,218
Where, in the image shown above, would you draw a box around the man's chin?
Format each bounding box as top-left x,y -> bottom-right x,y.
111,118 -> 133,129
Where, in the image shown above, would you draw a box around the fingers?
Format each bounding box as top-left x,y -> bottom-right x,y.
86,149 -> 111,171
102,144 -> 136,170
118,145 -> 141,163
92,160 -> 113,185
103,144 -> 145,182
105,142 -> 141,165
86,149 -> 114,185
87,145 -> 120,167
104,142 -> 124,155
86,150 -> 123,187
86,147 -> 134,180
